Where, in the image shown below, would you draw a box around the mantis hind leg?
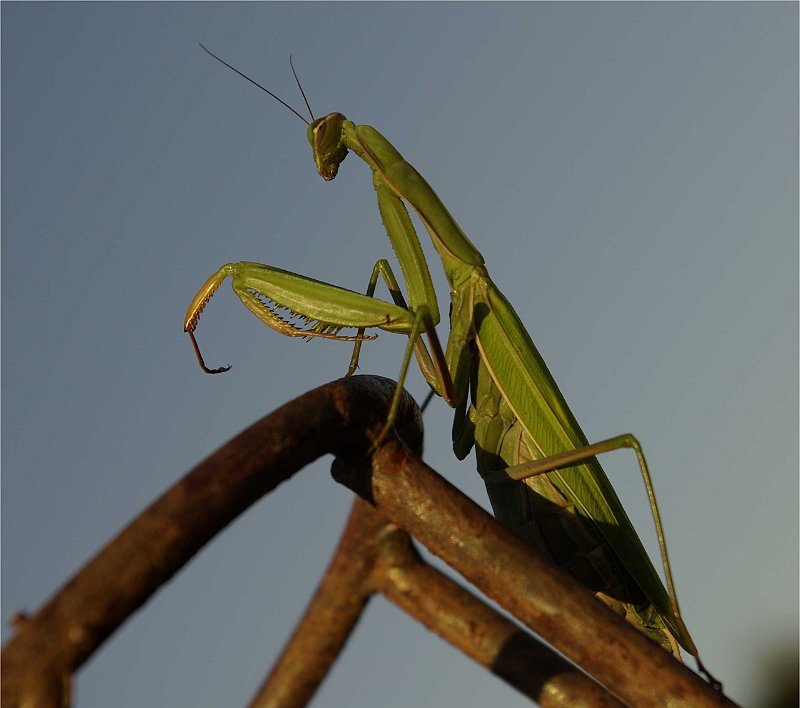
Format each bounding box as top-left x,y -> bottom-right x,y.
482,433 -> 720,688
483,435 -> 678,612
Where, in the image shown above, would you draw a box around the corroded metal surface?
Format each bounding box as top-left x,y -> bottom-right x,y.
250,497 -> 620,708
2,376 -> 734,707
332,442 -> 735,708
1,376 -> 418,708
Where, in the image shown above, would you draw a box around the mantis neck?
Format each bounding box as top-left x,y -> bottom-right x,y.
343,120 -> 485,287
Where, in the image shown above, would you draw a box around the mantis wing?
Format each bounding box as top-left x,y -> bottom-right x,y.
458,272 -> 696,652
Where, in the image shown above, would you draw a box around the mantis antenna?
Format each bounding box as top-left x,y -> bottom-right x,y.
289,54 -> 315,122
198,43 -> 311,125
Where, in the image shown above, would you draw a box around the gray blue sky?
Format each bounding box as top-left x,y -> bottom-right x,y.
3,4 -> 797,706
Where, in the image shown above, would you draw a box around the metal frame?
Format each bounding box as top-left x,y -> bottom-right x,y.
1,376 -> 734,707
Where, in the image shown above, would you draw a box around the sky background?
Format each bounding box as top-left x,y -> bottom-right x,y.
2,3 -> 797,707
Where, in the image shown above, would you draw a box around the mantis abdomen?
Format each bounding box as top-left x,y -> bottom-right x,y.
450,272 -> 684,656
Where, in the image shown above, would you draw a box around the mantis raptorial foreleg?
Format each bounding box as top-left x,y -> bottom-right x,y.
189,45 -> 720,687
184,260 -> 453,441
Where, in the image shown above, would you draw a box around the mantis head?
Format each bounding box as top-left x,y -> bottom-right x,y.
199,45 -> 349,181
307,113 -> 348,181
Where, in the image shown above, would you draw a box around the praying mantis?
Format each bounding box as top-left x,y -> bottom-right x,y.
185,45 -> 719,687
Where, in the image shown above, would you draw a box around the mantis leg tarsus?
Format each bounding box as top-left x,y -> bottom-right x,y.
187,329 -> 231,375
696,658 -> 723,691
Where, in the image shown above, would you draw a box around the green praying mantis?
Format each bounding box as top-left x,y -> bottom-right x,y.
186,45 -> 720,687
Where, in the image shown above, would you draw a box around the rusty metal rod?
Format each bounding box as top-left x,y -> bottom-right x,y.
1,376 -> 421,708
332,442 -> 736,708
247,498 -> 382,708
252,496 -> 621,708
369,503 -> 623,708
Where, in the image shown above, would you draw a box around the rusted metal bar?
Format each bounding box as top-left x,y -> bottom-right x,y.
1,376 -> 420,708
247,498 -> 383,708
332,443 -> 736,708
251,496 -> 620,708
3,375 -> 734,707
368,503 -> 623,708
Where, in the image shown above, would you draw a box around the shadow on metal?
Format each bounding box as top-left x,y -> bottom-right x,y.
1,376 -> 735,708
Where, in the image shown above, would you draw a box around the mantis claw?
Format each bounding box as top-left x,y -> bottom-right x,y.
188,329 -> 231,375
